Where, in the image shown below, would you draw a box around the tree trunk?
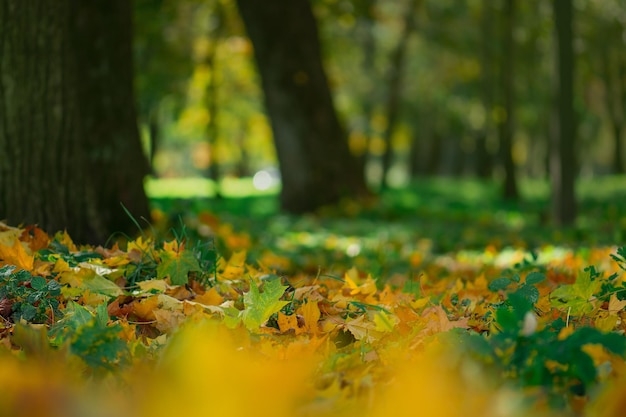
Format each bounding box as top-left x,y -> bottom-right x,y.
380,0 -> 419,191
236,0 -> 369,213
0,1 -> 150,244
602,43 -> 625,174
357,0 -> 378,175
550,0 -> 577,226
203,1 -> 226,199
499,0 -> 519,200
476,0 -> 495,179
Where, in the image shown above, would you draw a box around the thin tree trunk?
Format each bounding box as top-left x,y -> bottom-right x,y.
358,0 -> 378,174
380,0 -> 419,191
550,0 -> 577,226
476,0 -> 495,179
602,44 -> 625,174
204,2 -> 226,199
499,0 -> 519,200
236,0 -> 369,213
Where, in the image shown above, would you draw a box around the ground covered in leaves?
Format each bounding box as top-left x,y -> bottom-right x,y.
2,205 -> 626,416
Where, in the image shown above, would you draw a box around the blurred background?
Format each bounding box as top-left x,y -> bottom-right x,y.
135,0 -> 624,193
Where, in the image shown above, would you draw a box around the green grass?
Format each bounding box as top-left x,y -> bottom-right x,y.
144,176 -> 280,199
147,175 -> 626,279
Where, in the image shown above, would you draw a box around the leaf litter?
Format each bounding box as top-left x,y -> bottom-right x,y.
0,219 -> 625,416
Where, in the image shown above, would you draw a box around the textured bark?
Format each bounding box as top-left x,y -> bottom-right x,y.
0,1 -> 150,244
550,0 -> 577,226
236,0 -> 368,213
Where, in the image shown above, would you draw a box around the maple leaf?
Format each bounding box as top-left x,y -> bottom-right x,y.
157,244 -> 201,285
0,240 -> 34,272
241,277 -> 289,330
550,268 -> 601,316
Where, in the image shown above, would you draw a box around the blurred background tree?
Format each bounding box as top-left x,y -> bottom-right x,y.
128,0 -> 626,222
7,0 -> 626,244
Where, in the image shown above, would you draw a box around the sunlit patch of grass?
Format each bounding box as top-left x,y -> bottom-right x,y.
145,176 -> 280,199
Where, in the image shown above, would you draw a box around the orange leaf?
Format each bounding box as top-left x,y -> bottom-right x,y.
20,226 -> 50,252
0,240 -> 34,272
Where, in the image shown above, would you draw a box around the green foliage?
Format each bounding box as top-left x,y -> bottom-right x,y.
51,302 -> 128,370
157,248 -> 201,285
463,265 -> 626,406
241,276 -> 289,330
551,267 -> 602,316
0,265 -> 62,323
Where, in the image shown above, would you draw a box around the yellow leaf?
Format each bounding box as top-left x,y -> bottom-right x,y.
137,279 -> 168,293
344,314 -> 377,342
0,240 -> 34,272
297,300 -> 321,334
410,296 -> 430,310
277,312 -> 299,333
154,309 -> 186,333
194,287 -> 224,306
374,311 -> 399,332
0,227 -> 20,247
596,314 -> 619,333
53,258 -> 72,273
219,251 -> 247,280
609,294 -> 626,315
80,289 -> 109,307
133,296 -> 160,321
127,236 -> 154,253
558,325 -> 575,340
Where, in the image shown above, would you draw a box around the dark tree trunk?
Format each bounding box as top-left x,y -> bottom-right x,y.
0,1 -> 150,244
380,0 -> 419,191
498,0 -> 519,200
236,0 -> 368,213
359,0 -> 379,177
602,43 -> 625,174
550,0 -> 577,226
476,0 -> 495,179
203,1 -> 225,199
148,107 -> 160,175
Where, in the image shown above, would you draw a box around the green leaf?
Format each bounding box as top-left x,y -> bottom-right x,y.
525,272 -> 546,285
242,278 -> 289,330
157,249 -> 201,285
489,277 -> 512,292
30,276 -> 47,291
550,269 -> 600,316
71,323 -> 127,370
495,307 -> 520,333
18,303 -> 37,321
514,284 -> 540,305
81,271 -> 123,298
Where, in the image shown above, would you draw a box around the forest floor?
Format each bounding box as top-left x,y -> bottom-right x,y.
1,177 -> 626,416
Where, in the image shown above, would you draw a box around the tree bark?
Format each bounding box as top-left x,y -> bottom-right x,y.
550,0 -> 577,226
498,0 -> 519,200
0,0 -> 150,244
236,0 -> 369,213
